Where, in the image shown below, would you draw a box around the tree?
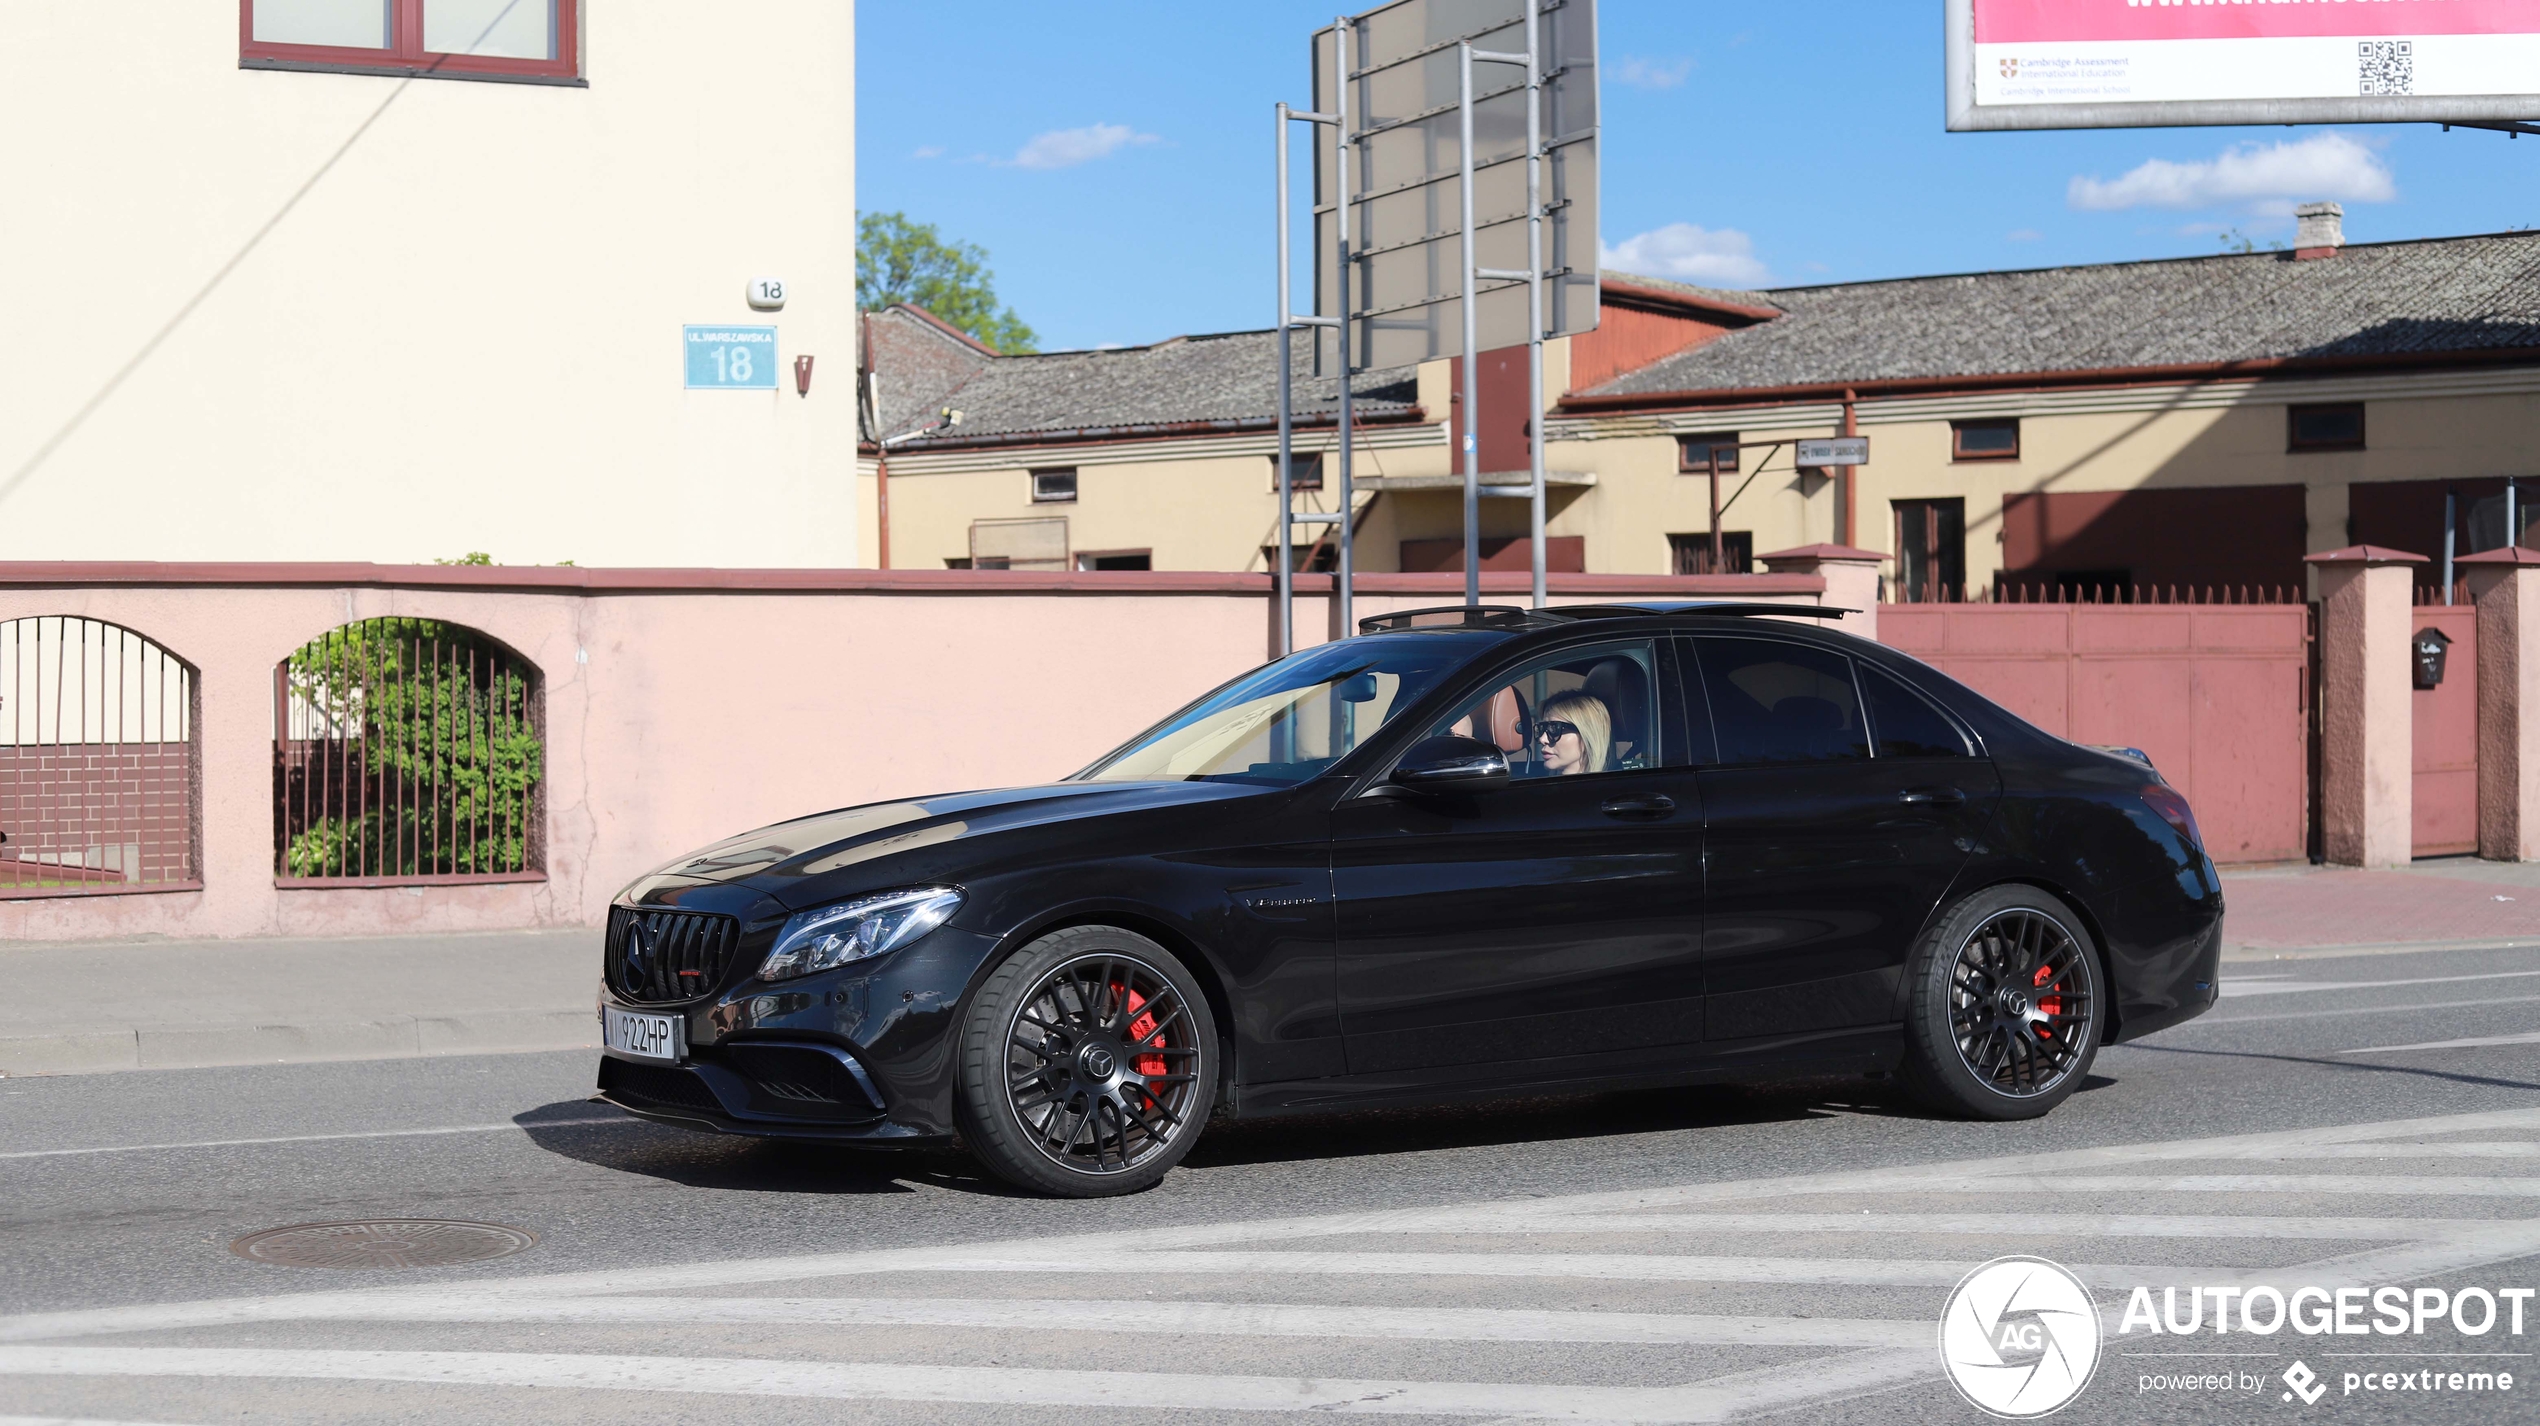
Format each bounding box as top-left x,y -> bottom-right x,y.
856,212 -> 1039,353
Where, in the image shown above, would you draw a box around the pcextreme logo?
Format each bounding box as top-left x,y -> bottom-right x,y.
1940,1256 -> 2103,1418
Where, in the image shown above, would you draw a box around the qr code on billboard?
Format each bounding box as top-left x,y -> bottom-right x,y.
2359,39 -> 2413,95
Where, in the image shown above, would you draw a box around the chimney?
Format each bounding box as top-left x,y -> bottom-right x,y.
2294,201 -> 2344,260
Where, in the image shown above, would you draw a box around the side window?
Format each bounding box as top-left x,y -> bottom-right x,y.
1426,640 -> 1663,779
1693,637 -> 1869,765
1861,664 -> 1973,759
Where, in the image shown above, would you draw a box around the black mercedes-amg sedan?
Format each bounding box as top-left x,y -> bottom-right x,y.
594,602 -> 2221,1196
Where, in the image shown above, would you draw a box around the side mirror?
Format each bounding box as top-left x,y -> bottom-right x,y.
1390,735 -> 1509,793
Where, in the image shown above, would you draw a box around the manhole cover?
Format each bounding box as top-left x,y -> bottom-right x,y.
229,1219 -> 537,1269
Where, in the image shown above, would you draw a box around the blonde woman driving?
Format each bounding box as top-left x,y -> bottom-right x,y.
1534,691 -> 1611,776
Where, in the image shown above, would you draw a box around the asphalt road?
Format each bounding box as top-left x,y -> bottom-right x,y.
3,943 -> 2538,1424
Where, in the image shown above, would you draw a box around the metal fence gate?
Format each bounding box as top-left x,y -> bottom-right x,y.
2411,591 -> 2479,858
272,618 -> 544,884
0,616 -> 199,896
1881,594 -> 2313,865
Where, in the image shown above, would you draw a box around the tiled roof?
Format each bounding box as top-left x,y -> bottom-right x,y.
863,308 -> 1421,447
1582,231 -> 2540,399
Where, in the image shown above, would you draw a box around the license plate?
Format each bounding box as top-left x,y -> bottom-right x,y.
602,1005 -> 684,1063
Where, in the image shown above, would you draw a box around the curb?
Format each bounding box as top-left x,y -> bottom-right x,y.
0,1008 -> 597,1077
2222,937 -> 2540,964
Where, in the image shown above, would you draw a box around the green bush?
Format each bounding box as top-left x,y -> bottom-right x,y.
283,618 -> 542,876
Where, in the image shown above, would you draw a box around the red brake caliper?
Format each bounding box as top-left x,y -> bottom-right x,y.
2032,964 -> 2062,1039
1116,985 -> 1169,1092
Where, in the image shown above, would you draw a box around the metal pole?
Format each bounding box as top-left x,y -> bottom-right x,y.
1523,0 -> 1546,610
1458,41 -> 1481,609
2444,487 -> 2458,605
1707,446 -> 1724,572
1275,102 -> 1295,654
1334,18 -> 1356,637
2512,479 -> 2522,558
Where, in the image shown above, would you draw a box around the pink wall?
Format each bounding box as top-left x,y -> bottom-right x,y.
0,564 -> 1830,941
1881,601 -> 2313,865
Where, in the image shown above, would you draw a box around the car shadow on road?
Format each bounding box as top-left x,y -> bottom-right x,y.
1180,1081 -> 1849,1170
512,1101 -> 986,1196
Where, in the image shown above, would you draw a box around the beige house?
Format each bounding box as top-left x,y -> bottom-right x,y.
0,1 -> 857,569
863,215 -> 2540,598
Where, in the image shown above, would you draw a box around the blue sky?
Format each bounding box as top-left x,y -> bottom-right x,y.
857,1 -> 2537,353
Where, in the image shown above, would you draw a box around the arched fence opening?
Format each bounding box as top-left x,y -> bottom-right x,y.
272,618 -> 544,884
0,617 -> 200,896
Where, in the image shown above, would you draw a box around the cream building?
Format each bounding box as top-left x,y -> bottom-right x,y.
0,1 -> 857,568
864,218 -> 2540,598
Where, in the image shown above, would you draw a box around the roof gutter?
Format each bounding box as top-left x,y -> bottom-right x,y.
865,405 -> 1433,456
1557,346 -> 2540,413
1597,276 -> 1785,324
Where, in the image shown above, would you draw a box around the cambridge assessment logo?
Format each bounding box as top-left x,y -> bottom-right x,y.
1939,1256 -> 2102,1418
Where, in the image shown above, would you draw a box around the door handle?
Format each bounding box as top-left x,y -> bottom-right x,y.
1898,787 -> 1966,806
1600,793 -> 1676,819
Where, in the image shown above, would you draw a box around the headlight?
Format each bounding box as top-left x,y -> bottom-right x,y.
758,886 -> 963,982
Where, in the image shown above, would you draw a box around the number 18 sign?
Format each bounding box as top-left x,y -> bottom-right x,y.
684,326 -> 778,389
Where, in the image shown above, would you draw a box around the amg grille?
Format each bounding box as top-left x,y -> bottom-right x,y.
606,906 -> 741,1005
597,1056 -> 725,1114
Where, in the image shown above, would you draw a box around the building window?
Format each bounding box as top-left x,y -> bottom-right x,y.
1677,433 -> 1740,474
1030,468 -> 1078,504
1076,551 -> 1152,572
242,1 -> 581,83
1951,419 -> 2020,462
1272,453 -> 1324,491
2289,402 -> 2366,452
1893,498 -> 1967,602
1668,532 -> 1752,575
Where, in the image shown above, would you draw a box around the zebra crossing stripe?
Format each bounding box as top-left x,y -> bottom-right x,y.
0,1346 -> 1877,1423
225,1294 -> 1931,1348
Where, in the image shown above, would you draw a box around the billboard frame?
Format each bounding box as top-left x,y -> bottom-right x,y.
1944,0 -> 2540,132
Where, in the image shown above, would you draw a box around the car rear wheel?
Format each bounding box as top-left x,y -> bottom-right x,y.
956,925 -> 1217,1197
1899,885 -> 2102,1121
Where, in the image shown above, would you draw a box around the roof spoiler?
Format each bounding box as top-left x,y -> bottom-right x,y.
1357,601 -> 1857,635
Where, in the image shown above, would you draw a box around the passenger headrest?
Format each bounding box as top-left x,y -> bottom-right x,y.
1486,685 -> 1530,753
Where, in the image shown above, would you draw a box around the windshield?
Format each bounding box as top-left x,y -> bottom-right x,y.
1075,633 -> 1499,785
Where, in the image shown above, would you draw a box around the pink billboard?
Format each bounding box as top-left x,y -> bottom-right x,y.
1947,0 -> 2540,129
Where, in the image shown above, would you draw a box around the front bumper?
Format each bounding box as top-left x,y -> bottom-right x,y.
595,923 -> 1003,1142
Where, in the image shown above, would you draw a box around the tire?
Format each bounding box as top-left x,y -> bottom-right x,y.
955,925 -> 1218,1197
1899,885 -> 2104,1121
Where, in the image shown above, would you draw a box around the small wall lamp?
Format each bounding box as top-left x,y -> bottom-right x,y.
794,354 -> 815,398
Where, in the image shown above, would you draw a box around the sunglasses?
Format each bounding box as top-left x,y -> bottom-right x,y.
1534,720 -> 1581,745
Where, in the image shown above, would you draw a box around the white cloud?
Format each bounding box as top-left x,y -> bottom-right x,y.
1612,55 -> 1693,89
1011,123 -> 1158,171
2067,132 -> 2394,212
911,145 -> 945,160
1600,223 -> 1769,287
2006,228 -> 2043,241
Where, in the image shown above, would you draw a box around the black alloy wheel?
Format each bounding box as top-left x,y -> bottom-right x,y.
956,926 -> 1216,1196
1901,886 -> 2103,1120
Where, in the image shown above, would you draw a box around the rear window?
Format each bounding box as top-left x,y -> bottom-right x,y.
1693,637 -> 1870,765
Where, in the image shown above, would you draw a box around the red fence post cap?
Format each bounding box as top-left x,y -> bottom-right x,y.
1757,544 -> 1891,568
2303,545 -> 2429,566
2455,547 -> 2540,567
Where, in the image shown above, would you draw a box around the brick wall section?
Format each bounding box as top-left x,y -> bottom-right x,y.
0,742 -> 196,890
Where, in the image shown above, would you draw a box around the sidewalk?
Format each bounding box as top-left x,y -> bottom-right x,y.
2,863 -> 2536,1076
2218,858 -> 2540,960
0,930 -> 595,1077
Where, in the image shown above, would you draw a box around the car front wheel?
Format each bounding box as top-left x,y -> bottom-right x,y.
1900,885 -> 2103,1120
956,925 -> 1217,1197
